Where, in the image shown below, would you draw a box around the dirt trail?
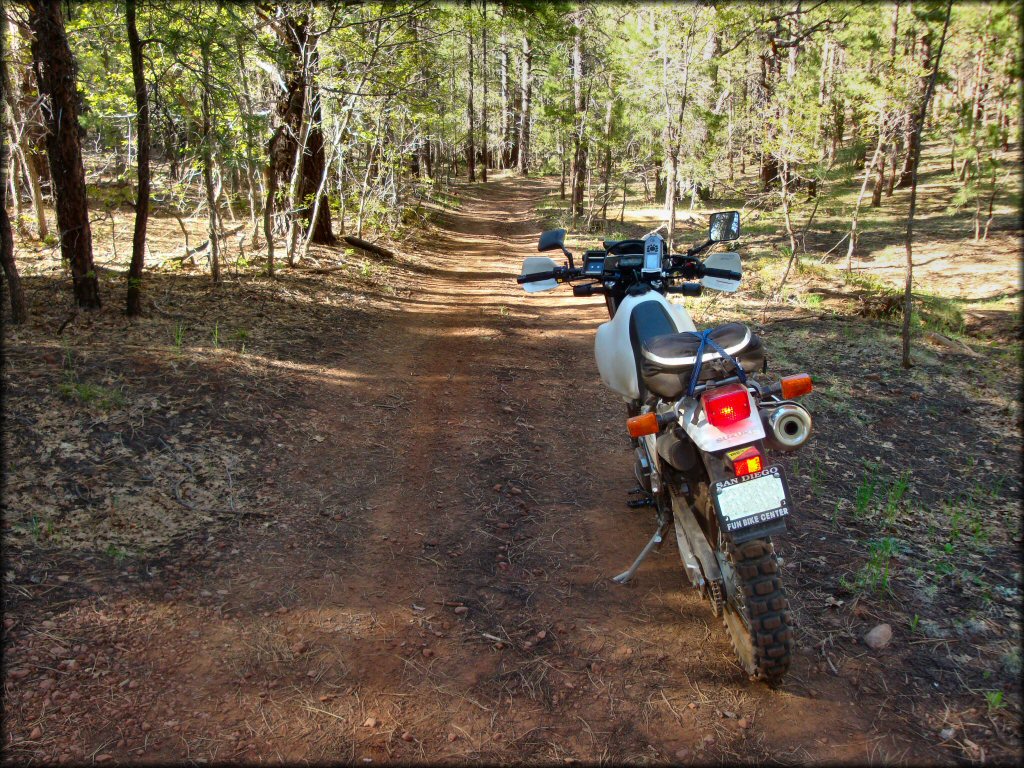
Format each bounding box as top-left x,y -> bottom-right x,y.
4,175 -> 949,764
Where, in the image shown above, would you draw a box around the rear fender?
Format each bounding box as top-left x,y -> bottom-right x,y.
679,389 -> 765,452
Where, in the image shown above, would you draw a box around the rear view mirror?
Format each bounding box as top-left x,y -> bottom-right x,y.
520,256 -> 558,293
709,211 -> 740,242
700,251 -> 741,293
538,229 -> 566,253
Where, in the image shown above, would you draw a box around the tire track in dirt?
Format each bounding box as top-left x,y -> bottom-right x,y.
243,173 -> 889,763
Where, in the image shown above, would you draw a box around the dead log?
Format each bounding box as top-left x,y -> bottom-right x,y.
342,235 -> 394,260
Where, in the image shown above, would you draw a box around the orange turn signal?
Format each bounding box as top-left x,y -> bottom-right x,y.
627,412 -> 659,438
780,373 -> 813,399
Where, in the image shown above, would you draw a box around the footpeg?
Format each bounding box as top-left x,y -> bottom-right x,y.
626,487 -> 654,509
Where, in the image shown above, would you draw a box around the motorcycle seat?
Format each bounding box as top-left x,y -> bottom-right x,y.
640,323 -> 765,399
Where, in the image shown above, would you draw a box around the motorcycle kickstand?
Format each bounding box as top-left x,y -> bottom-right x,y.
612,519 -> 671,585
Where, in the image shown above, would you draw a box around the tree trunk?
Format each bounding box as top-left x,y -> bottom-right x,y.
846,136 -> 886,272
600,96 -> 614,221
125,0 -> 149,316
499,31 -> 511,167
268,14 -> 333,244
0,3 -> 26,323
480,0 -> 488,182
200,41 -> 220,284
264,131 -> 279,278
516,34 -> 531,176
29,0 -> 100,308
570,13 -> 587,223
467,28 -> 476,182
902,0 -> 952,368
898,26 -> 933,189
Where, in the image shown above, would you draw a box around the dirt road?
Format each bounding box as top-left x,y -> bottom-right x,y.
4,175 -> 961,763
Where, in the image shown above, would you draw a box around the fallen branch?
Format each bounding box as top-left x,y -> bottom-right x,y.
342,235 -> 394,260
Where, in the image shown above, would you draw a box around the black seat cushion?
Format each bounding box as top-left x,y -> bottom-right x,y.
628,301 -> 678,400
640,323 -> 765,399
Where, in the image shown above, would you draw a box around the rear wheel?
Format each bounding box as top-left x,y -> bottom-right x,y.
722,538 -> 794,686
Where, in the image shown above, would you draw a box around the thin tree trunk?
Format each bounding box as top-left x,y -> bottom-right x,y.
570,13 -> 587,224
264,139 -> 277,278
499,30 -> 510,167
481,0 -> 488,182
600,96 -> 613,221
200,41 -> 220,284
467,28 -> 476,182
847,134 -> 886,272
29,0 -> 99,308
516,34 -> 531,175
0,3 -> 26,322
125,0 -> 149,316
902,0 -> 952,368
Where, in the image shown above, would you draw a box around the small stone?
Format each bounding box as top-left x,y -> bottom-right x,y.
494,642 -> 506,650
422,648 -> 434,658
95,755 -> 112,763
319,695 -> 333,703
492,484 -> 502,493
447,733 -> 458,743
509,487 -> 522,496
536,630 -> 546,640
737,718 -> 750,729
362,717 -> 379,728
29,727 -> 42,740
688,702 -> 698,710
674,748 -> 691,761
721,710 -> 736,719
401,731 -> 414,742
8,668 -> 29,680
291,642 -> 308,656
864,623 -> 893,650
453,606 -> 469,616
940,727 -> 955,740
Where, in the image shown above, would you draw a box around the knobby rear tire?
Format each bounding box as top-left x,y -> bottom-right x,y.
723,537 -> 794,686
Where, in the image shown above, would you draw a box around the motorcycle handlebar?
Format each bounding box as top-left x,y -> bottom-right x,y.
517,270 -> 558,284
702,266 -> 742,281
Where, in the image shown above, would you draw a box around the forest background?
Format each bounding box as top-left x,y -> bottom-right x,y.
1,1 -> 1021,763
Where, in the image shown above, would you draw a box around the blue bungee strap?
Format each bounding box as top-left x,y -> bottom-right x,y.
684,329 -> 748,398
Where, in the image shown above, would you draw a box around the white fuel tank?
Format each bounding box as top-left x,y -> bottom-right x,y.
595,293 -> 696,402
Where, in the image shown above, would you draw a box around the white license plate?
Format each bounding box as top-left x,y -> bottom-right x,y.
712,466 -> 791,533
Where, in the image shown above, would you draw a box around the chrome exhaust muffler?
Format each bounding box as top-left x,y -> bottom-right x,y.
761,402 -> 812,451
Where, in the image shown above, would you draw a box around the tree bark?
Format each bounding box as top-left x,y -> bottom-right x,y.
898,25 -> 933,189
200,41 -> 220,284
902,0 -> 952,368
125,0 -> 149,316
467,27 -> 476,182
29,0 -> 100,308
0,3 -> 27,323
267,13 -> 333,244
480,0 -> 488,182
570,13 -> 587,223
516,34 -> 531,176
499,30 -> 511,167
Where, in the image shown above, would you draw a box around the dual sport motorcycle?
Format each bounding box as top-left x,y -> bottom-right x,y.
516,212 -> 814,685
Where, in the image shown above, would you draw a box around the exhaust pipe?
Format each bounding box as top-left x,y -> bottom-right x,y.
761,403 -> 812,451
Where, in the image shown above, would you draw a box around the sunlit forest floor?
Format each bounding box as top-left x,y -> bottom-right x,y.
3,143 -> 1021,763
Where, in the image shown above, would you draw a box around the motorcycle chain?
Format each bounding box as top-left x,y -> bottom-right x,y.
707,579 -> 724,617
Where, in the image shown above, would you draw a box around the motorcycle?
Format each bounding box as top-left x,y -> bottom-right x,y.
516,212 -> 813,685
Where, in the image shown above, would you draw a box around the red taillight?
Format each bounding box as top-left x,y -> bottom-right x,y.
727,446 -> 763,477
702,383 -> 751,428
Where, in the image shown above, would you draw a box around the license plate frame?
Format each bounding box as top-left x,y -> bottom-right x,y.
711,465 -> 792,535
